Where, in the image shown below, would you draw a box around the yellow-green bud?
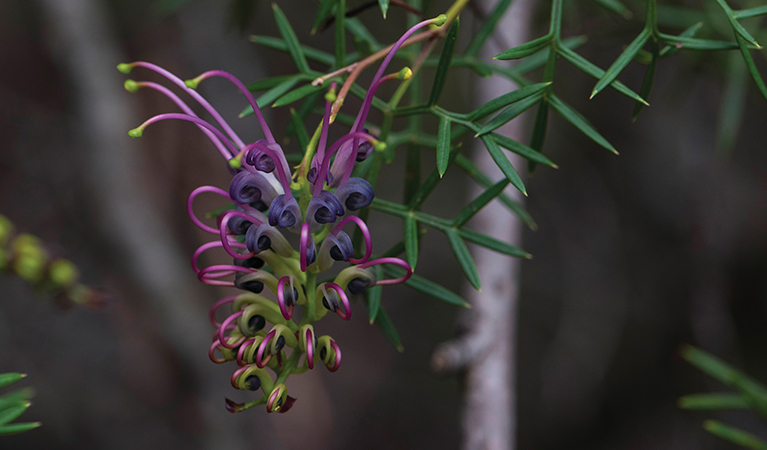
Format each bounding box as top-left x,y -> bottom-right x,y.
397,67 -> 412,81
49,259 -> 79,288
124,79 -> 140,93
184,78 -> 201,89
228,157 -> 242,169
0,214 -> 13,245
324,91 -> 337,102
14,255 -> 46,283
433,14 -> 448,26
374,141 -> 387,152
128,127 -> 144,138
117,63 -> 133,74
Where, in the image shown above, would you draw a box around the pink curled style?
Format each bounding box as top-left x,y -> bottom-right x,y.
266,388 -> 282,412
276,276 -> 294,320
299,222 -> 310,272
255,329 -> 277,369
323,282 -> 351,321
231,365 -> 251,389
305,328 -> 314,370
219,210 -> 261,259
217,311 -> 246,349
197,264 -> 254,287
331,216 -> 372,264
358,257 -> 413,285
187,186 -> 263,234
236,338 -> 256,367
326,340 -> 342,372
209,341 -> 227,364
209,295 -> 238,327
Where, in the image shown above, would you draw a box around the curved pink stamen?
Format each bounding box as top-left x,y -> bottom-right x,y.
138,113 -> 239,157
192,241 -> 248,275
312,131 -> 377,196
231,365 -> 251,389
135,81 -> 231,159
209,341 -> 227,364
187,186 -> 262,234
299,222 -> 310,272
209,295 -> 238,327
197,264 -> 254,287
358,257 -> 413,285
236,338 -> 256,367
327,340 -> 342,372
332,216 -> 372,264
276,276 -> 294,320
129,62 -> 245,149
255,329 -> 277,369
312,84 -> 337,176
323,282 -> 351,321
219,210 -> 261,259
194,70 -> 275,144
267,388 -> 281,411
218,311 -> 246,349
305,329 -> 314,370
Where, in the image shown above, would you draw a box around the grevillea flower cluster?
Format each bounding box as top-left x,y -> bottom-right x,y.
120,15 -> 447,413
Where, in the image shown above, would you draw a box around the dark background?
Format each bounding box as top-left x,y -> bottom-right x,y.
1,0 -> 766,448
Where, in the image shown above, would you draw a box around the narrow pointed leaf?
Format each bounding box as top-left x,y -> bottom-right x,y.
678,393 -> 748,410
494,34 -> 553,60
703,420 -> 767,450
378,0 -> 389,18
476,93 -> 543,136
454,154 -> 538,230
527,99 -> 549,173
716,52 -> 747,153
428,20 -> 460,106
466,0 -> 514,56
370,303 -> 403,351
481,135 -> 526,195
680,345 -> 767,397
470,82 -> 551,121
732,374 -> 767,421
633,42 -> 658,120
272,4 -> 311,73
0,402 -> 29,426
249,36 -> 335,66
384,265 -> 470,308
591,28 -> 651,98
549,94 -> 617,154
658,33 -> 740,50
404,215 -> 419,270
446,230 -> 481,290
593,0 -> 632,18
366,265 -> 383,323
403,143 -> 421,204
0,389 -> 33,409
273,83 -> 324,107
289,109 -> 310,151
312,0 -> 337,33
240,77 -> 300,117
559,47 -> 648,104
714,0 -> 761,48
734,5 -> 767,19
0,374 -> 25,389
453,179 -> 510,227
492,133 -> 557,167
408,145 -> 461,209
458,227 -> 530,258
735,33 -> 767,101
659,23 -> 704,57
0,422 -> 40,436
437,117 -> 451,176
246,74 -> 298,92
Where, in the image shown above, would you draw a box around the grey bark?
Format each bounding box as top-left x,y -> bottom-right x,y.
431,1 -> 532,448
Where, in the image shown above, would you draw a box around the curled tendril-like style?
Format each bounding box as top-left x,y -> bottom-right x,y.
319,282 -> 352,321
332,215 -> 372,264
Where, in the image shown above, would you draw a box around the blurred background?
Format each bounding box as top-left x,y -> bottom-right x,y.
1,0 -> 766,448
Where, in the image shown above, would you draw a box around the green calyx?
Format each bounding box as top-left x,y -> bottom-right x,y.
116,63 -> 133,74
128,127 -> 144,138
123,79 -> 140,93
374,141 -> 387,152
433,14 -> 448,26
184,78 -> 201,89
397,67 -> 413,81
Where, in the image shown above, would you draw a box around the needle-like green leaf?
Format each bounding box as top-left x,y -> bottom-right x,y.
249,36 -> 336,66
0,402 -> 30,426
735,33 -> 767,101
273,83 -> 324,107
378,0 -> 389,18
475,93 -> 543,136
453,179 -> 510,227
527,99 -> 549,173
680,345 -> 767,398
658,33 -> 741,50
481,135 -> 526,195
549,94 -> 617,154
404,215 -> 419,270
492,133 -> 558,167
0,374 -> 25,389
0,422 -> 40,436
446,230 -> 481,290
633,40 -> 658,120
703,420 -> 767,450
272,4 -> 312,73
593,0 -> 632,18
734,5 -> 767,19
240,77 -> 300,117
466,0 -> 514,56
385,263 -> 470,308
312,0 -> 337,33
678,393 -> 748,410
494,34 -> 553,60
469,82 -> 551,121
458,227 -> 531,258
716,52 -> 747,154
246,74 -> 297,92
558,47 -> 648,105
366,266 -> 383,323
714,0 -> 761,48
428,20 -> 459,107
289,108 -> 310,151
591,27 -> 651,99
369,302 -> 403,351
437,116 -> 451,177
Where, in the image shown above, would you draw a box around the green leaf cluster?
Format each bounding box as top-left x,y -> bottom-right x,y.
0,373 -> 39,436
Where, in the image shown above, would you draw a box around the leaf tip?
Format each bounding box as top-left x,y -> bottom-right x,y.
463,303 -> 472,309
589,90 -> 597,100
525,253 -> 533,259
396,345 -> 405,353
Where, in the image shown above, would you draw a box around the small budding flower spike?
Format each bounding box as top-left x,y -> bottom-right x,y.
120,13 -> 439,414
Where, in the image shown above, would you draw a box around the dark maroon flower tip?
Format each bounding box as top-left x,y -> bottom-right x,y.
277,396 -> 297,413
225,398 -> 244,414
